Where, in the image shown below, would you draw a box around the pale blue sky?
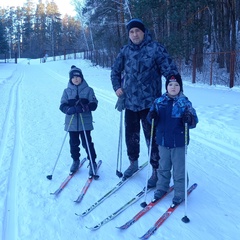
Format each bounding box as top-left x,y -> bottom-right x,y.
0,0 -> 79,16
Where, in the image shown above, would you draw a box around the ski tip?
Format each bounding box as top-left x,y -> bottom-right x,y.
139,232 -> 152,239
80,212 -> 87,217
50,189 -> 61,196
74,200 -> 81,204
116,226 -> 126,230
75,212 -> 82,217
86,225 -> 100,231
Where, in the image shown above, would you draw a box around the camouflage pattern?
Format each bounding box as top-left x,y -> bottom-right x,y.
111,30 -> 179,112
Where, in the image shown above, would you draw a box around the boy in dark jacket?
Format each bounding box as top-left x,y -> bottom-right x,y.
147,75 -> 198,204
59,65 -> 99,177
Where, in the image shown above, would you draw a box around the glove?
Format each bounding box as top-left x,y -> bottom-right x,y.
75,98 -> 89,112
80,98 -> 89,105
182,111 -> 193,124
115,95 -> 125,112
148,110 -> 158,120
66,107 -> 76,115
75,106 -> 84,113
88,102 -> 97,111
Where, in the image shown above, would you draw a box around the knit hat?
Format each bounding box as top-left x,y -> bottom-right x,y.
166,74 -> 183,92
69,65 -> 83,80
127,18 -> 145,33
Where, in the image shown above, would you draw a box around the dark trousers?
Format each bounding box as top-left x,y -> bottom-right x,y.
69,131 -> 97,162
125,109 -> 160,169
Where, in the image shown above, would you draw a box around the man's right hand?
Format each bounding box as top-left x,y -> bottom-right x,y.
116,88 -> 124,97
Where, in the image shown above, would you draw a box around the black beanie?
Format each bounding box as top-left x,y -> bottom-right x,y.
127,18 -> 145,33
166,74 -> 183,92
69,65 -> 83,80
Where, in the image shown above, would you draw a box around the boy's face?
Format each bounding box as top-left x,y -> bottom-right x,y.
167,82 -> 180,97
72,76 -> 82,85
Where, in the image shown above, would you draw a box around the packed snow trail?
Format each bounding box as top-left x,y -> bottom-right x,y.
0,66 -> 25,240
0,59 -> 239,240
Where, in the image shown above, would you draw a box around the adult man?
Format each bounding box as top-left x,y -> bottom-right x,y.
111,18 -> 181,188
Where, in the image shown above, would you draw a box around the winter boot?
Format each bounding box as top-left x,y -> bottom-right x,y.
70,159 -> 80,173
172,196 -> 184,205
153,189 -> 167,201
123,160 -> 138,179
89,161 -> 97,176
147,168 -> 158,188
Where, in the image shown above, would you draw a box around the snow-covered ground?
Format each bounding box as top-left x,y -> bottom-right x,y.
0,58 -> 239,240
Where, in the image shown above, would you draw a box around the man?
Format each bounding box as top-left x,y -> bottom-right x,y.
111,18 -> 181,188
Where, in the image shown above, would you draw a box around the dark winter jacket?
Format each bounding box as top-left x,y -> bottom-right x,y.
59,79 -> 98,131
148,92 -> 198,148
111,30 -> 179,112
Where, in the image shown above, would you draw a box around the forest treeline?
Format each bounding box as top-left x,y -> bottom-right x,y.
0,0 -> 239,86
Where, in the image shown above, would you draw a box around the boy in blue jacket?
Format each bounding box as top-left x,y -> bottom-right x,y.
59,65 -> 98,177
147,75 -> 198,204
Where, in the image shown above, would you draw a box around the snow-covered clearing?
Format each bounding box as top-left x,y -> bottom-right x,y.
0,58 -> 239,240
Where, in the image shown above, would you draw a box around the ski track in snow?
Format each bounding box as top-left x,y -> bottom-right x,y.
0,59 -> 240,240
0,67 -> 24,240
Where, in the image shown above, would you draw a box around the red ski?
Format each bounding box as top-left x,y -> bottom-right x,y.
74,160 -> 102,203
117,185 -> 174,230
50,158 -> 87,196
139,183 -> 197,239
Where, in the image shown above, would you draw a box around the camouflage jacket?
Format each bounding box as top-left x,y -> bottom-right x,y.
111,31 -> 179,111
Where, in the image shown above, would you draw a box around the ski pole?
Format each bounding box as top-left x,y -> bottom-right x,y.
46,114 -> 74,180
182,122 -> 190,223
140,118 -> 154,208
79,113 -> 99,179
116,110 -> 123,178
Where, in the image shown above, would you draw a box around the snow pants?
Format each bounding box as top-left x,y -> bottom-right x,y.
69,131 -> 97,162
125,108 -> 160,169
156,146 -> 188,199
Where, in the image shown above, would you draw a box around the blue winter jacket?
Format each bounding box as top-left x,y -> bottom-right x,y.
148,92 -> 198,148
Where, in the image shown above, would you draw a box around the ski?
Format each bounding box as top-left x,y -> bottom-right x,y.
117,185 -> 174,230
139,183 -> 198,239
50,158 -> 87,196
76,161 -> 148,217
86,187 -> 154,230
74,160 -> 102,203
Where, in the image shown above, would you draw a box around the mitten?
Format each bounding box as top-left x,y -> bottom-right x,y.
80,98 -> 89,105
75,106 -> 84,113
88,102 -> 97,111
115,95 -> 125,112
148,110 -> 158,120
66,107 -> 76,115
182,111 -> 193,124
